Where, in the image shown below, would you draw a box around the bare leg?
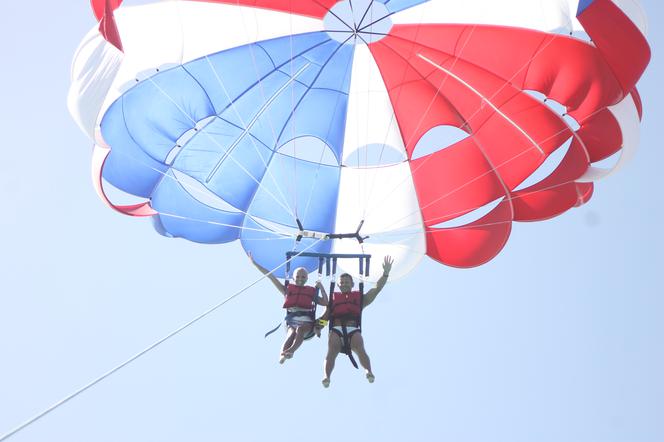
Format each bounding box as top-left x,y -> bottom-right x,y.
350,332 -> 374,382
283,324 -> 312,356
323,333 -> 342,387
279,327 -> 296,363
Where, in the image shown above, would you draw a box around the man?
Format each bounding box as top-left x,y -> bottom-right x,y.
318,256 -> 393,388
250,254 -> 328,363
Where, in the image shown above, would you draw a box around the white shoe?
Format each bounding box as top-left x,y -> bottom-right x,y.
322,378 -> 330,388
366,372 -> 375,383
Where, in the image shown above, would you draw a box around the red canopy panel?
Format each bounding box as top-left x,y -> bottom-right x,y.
576,109 -> 622,163
91,0 -> 124,51
371,28 -> 572,170
410,138 -> 506,226
426,199 -> 513,268
631,88 -> 643,120
193,0 -> 336,19
578,0 -> 651,97
379,22 -> 631,121
367,12 -> 648,266
91,0 -> 123,21
511,139 -> 593,221
91,0 -> 334,20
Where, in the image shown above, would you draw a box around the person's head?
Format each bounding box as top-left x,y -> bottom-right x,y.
338,273 -> 354,293
293,267 -> 309,286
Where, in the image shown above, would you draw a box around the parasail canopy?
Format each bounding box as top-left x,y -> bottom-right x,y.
69,0 -> 651,280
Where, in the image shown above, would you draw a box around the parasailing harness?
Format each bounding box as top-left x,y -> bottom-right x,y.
264,220 -> 369,344
275,251 -> 371,369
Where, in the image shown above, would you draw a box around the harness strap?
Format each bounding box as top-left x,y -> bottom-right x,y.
331,324 -> 360,369
264,310 -> 315,339
264,322 -> 282,338
341,324 -> 359,368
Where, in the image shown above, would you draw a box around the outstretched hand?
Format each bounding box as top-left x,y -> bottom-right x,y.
382,255 -> 394,275
247,251 -> 267,274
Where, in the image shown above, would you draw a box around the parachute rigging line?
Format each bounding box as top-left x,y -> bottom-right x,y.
103,32 -> 359,231
378,115 -> 594,234
418,53 -> 546,155
203,8 -> 336,219
103,148 -> 298,238
268,33 -> 354,222
369,171 -> 594,237
71,0 -> 651,272
0,238 -> 325,442
157,211 -> 292,237
300,41 -> 355,224
208,31 -> 309,220
359,26 -> 483,223
144,75 -> 299,222
359,21 -> 479,222
360,22 -> 579,226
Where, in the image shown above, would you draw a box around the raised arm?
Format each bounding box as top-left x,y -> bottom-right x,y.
364,256 -> 393,307
315,280 -> 329,306
248,252 -> 285,294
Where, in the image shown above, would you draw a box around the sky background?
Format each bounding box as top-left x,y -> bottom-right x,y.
0,1 -> 662,441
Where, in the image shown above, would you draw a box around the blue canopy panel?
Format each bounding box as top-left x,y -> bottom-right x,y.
99,30 -> 355,255
99,32 -> 332,199
253,35 -> 353,153
248,152 -> 340,229
103,66 -> 215,164
183,32 -> 331,115
299,41 -> 354,93
255,32 -> 334,69
120,67 -> 214,160
233,36 -> 354,272
241,152 -> 340,273
171,117 -> 272,211
150,169 -> 243,243
100,100 -> 167,197
169,32 -> 352,219
276,45 -> 354,159
100,65 -> 215,196
277,88 -> 349,159
240,218 -> 333,275
216,69 -> 309,149
577,0 -> 595,14
214,37 -> 352,155
382,0 -> 430,14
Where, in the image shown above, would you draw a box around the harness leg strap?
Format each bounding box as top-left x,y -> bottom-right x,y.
331,325 -> 359,369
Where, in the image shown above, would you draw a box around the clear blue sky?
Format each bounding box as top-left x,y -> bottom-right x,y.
0,1 -> 662,441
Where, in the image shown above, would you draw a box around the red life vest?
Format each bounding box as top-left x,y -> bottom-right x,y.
331,291 -> 362,319
283,284 -> 317,309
